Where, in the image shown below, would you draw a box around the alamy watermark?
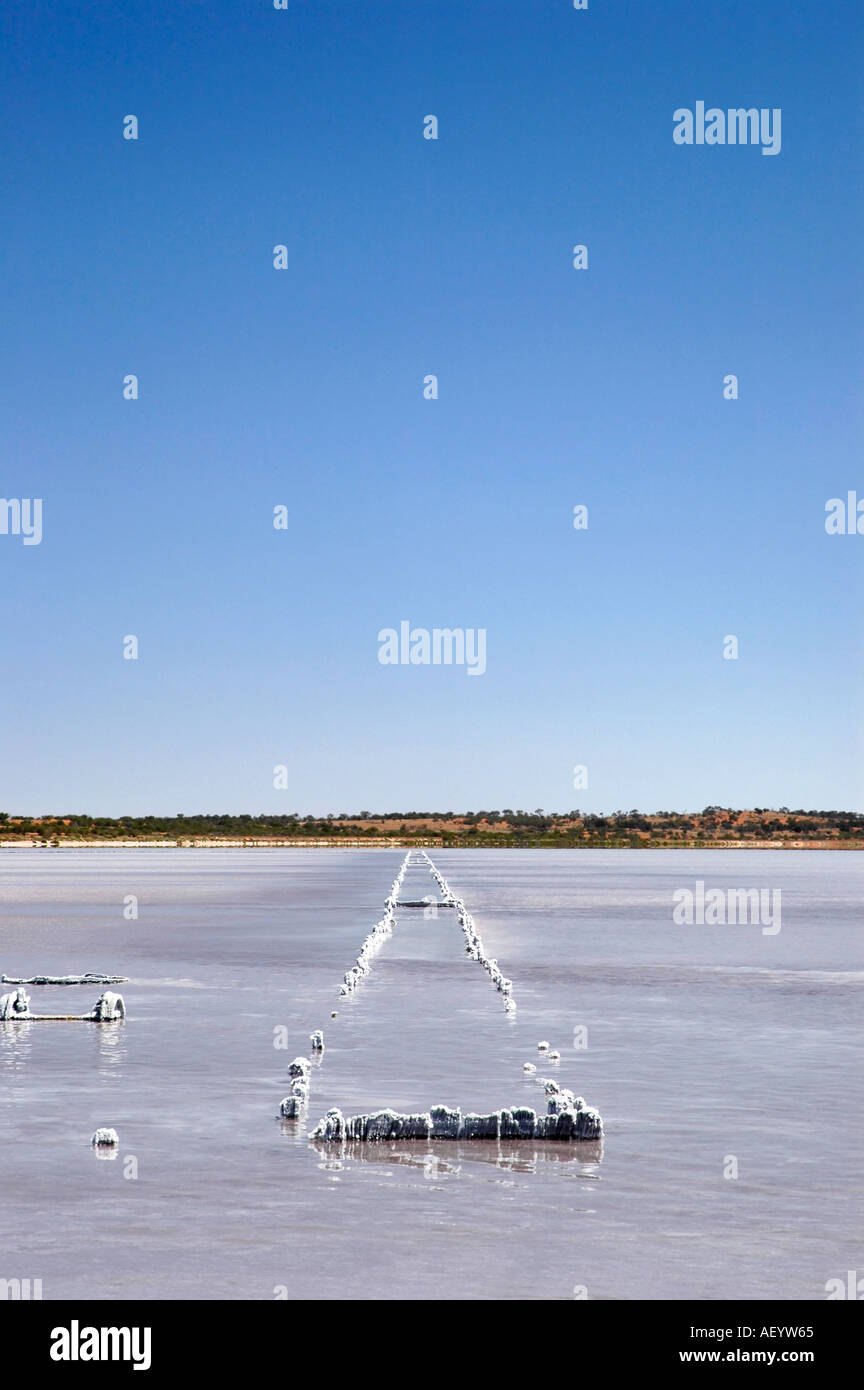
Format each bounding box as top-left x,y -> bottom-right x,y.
825,1270 -> 863,1300
1,1277 -> 42,1300
825,491 -> 863,534
673,881 -> 781,936
378,622 -> 486,676
673,103 -> 781,156
1,498 -> 42,545
50,1322 -> 151,1370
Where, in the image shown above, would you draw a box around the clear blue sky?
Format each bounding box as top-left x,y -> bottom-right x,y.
1,0 -> 861,816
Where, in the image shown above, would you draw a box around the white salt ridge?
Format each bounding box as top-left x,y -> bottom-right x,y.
309,1099 -> 603,1144
0,988 -> 126,1022
420,851 -> 517,1013
337,851 -> 412,998
282,854 -> 414,1122
283,852 -> 603,1141
1,972 -> 126,986
283,854 -> 416,1121
418,855 -> 602,1129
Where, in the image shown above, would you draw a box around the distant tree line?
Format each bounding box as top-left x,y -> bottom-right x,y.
1,808 -> 862,846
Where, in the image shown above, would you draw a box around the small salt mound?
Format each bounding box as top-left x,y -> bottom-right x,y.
88,991 -> 126,1021
0,988 -> 31,1020
91,1128 -> 119,1146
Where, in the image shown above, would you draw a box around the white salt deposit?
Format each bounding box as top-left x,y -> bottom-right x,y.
90,1128 -> 119,1146
0,988 -> 32,1020
87,991 -> 126,1021
280,852 -> 603,1148
309,1101 -> 602,1143
423,854 -> 518,1012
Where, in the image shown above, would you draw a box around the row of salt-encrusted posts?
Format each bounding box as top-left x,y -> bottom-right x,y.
299,850 -> 604,1143
420,851 -> 516,1012
280,1052 -> 313,1118
0,988 -> 126,1022
338,851 -> 412,997
309,1098 -> 603,1144
0,984 -> 126,1148
280,853 -> 413,1121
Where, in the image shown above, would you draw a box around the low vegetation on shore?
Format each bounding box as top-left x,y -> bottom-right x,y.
1,808 -> 861,848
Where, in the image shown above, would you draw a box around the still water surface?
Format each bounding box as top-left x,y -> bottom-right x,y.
0,848 -> 860,1300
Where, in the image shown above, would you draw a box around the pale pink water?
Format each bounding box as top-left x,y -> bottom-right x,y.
0,848 -> 860,1300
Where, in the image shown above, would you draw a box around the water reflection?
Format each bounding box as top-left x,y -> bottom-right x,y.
0,1016 -> 128,1076
0,1020 -> 35,1070
279,1115 -> 310,1143
94,1021 -> 127,1073
308,1137 -> 604,1172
